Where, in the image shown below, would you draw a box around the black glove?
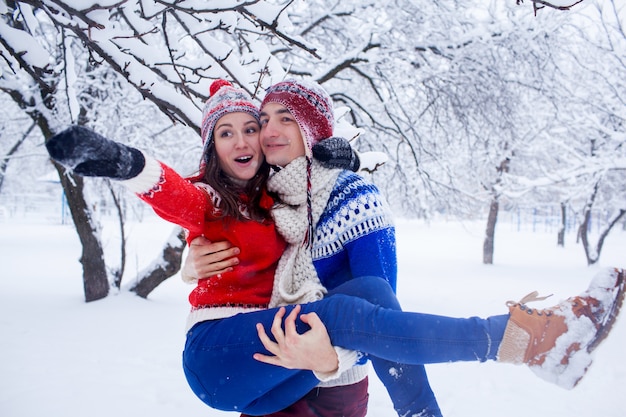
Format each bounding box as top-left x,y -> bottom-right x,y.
312,136 -> 360,172
46,126 -> 145,180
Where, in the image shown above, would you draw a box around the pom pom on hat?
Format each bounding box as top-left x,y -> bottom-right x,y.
201,79 -> 259,149
209,79 -> 232,96
261,79 -> 334,149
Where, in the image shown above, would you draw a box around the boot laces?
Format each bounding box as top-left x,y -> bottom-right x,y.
506,291 -> 554,315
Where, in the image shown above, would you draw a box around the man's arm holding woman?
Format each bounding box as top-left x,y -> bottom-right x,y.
180,236 -> 241,282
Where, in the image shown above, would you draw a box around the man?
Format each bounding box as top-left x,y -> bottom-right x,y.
183,79 -> 442,417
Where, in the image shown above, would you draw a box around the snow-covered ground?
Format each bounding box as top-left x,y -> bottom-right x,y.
1,213 -> 624,417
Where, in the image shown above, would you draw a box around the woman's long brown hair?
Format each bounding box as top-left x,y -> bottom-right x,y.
199,140 -> 272,222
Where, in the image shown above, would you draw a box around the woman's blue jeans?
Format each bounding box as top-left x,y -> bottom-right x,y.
183,276 -> 508,415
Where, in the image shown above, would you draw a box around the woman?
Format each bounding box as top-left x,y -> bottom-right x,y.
46,81 -> 626,417
46,80 -> 286,328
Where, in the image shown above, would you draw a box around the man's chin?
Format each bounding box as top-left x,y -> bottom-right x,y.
263,154 -> 285,167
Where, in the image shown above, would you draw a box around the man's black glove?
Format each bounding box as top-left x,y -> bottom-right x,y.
46,126 -> 145,180
312,136 -> 360,172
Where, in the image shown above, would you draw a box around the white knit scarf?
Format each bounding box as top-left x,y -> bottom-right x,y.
267,156 -> 341,307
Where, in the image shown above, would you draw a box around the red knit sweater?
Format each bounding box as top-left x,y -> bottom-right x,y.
128,160 -> 286,325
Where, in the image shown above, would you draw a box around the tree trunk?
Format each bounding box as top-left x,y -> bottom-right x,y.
557,202 -> 566,247
483,157 -> 509,265
579,207 -> 626,265
578,208 -> 592,264
0,122 -> 36,193
108,183 -> 126,289
53,161 -> 110,302
483,197 -> 499,265
130,227 -> 187,298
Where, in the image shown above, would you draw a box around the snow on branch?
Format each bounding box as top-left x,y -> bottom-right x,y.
518,0 -> 585,15
4,0 -> 319,131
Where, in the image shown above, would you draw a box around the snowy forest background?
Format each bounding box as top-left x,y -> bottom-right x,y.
1,0 -> 625,299
1,1 -> 626,416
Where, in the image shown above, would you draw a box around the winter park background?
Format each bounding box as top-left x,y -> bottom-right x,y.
2,1 -> 626,416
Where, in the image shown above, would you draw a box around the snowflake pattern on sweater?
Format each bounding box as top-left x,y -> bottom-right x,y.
313,170 -> 397,292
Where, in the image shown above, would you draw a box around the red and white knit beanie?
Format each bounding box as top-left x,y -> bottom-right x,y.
261,78 -> 334,150
201,79 -> 259,154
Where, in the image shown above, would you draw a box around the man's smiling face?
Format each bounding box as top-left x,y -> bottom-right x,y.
259,102 -> 306,167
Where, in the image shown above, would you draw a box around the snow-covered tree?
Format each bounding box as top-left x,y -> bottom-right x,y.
0,0 -> 300,301
499,0 -> 626,264
1,0 -> 623,294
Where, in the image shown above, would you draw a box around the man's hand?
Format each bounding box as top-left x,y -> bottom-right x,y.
312,136 -> 360,172
253,305 -> 339,374
181,236 -> 240,281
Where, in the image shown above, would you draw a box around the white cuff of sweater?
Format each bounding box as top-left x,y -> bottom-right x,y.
120,152 -> 163,194
313,346 -> 360,382
180,269 -> 197,284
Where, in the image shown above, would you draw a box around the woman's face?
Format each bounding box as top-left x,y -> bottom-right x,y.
213,112 -> 263,183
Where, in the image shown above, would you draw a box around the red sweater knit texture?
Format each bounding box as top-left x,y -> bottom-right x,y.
137,163 -> 286,311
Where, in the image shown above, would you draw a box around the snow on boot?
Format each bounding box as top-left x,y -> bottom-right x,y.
497,267 -> 625,389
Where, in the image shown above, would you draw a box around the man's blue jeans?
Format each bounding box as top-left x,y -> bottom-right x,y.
183,276 -> 508,415
325,279 -> 442,417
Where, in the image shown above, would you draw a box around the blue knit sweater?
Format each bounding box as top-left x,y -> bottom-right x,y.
311,170 -> 397,293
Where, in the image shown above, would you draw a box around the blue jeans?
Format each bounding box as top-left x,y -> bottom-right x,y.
183,277 -> 508,415
325,279 -> 441,417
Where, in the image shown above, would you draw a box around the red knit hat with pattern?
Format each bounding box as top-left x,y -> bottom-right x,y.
261,79 -> 335,248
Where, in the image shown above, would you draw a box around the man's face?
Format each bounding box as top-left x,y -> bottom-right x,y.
259,102 -> 306,167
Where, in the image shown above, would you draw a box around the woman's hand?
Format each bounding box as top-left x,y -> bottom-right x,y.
253,305 -> 339,374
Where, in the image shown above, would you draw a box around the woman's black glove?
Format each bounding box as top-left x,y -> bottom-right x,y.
46,126 -> 145,180
312,136 -> 360,172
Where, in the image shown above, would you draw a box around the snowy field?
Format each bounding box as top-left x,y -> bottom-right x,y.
1,212 -> 625,417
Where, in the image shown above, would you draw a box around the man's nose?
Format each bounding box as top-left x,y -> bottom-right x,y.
261,119 -> 278,138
